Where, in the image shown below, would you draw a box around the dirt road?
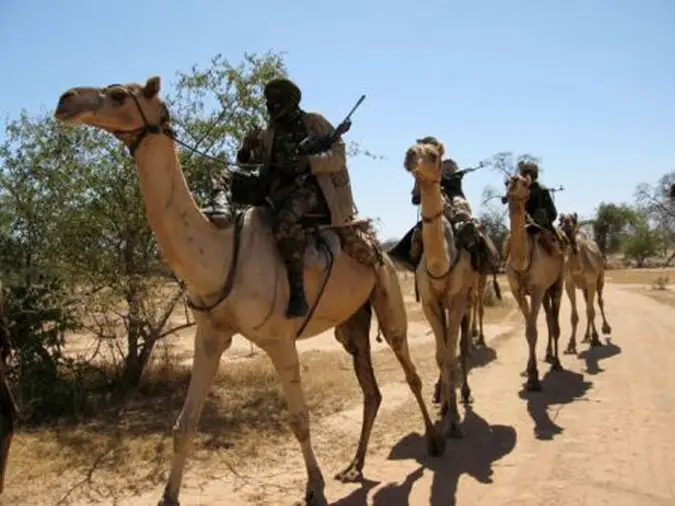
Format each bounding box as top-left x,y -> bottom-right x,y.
113,283 -> 675,505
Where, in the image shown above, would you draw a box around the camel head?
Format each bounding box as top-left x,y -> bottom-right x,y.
53,76 -> 170,140
558,212 -> 579,240
404,137 -> 446,184
504,173 -> 531,206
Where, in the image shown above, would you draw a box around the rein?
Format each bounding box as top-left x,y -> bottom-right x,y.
110,85 -> 244,314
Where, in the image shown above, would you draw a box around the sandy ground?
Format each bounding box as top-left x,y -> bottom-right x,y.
74,280 -> 675,506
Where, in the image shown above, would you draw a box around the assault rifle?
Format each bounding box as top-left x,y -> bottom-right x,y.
499,184 -> 565,204
296,94 -> 366,156
448,161 -> 486,179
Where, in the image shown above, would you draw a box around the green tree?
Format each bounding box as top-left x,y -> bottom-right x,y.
634,171 -> 675,259
622,213 -> 664,267
591,202 -> 638,254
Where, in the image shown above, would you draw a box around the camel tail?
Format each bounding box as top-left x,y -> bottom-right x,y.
492,271 -> 502,301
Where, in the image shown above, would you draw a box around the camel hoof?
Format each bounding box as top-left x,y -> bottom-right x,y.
439,401 -> 449,417
157,498 -> 179,506
461,388 -> 473,406
564,344 -> 577,355
602,323 -> 612,335
526,377 -> 542,392
477,337 -> 486,347
426,429 -> 446,457
582,335 -> 591,344
335,465 -> 363,483
295,489 -> 328,506
444,422 -> 464,439
471,328 -> 479,337
551,359 -> 564,372
591,338 -> 603,348
544,353 -> 554,364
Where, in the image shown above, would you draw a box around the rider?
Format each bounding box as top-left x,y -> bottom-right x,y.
236,78 -> 357,318
517,160 -> 559,235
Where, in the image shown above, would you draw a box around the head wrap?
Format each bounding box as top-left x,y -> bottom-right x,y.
518,160 -> 539,179
264,78 -> 302,105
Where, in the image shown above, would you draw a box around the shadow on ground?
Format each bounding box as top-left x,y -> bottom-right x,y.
332,407 -> 516,506
577,339 -> 622,375
518,367 -> 593,440
467,344 -> 498,370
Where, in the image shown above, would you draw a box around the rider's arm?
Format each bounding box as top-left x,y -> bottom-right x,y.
301,113 -> 346,174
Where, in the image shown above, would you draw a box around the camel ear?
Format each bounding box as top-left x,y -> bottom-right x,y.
143,76 -> 161,98
437,142 -> 445,158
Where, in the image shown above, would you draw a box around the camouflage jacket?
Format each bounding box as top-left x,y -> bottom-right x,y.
261,112 -> 356,225
526,181 -> 557,226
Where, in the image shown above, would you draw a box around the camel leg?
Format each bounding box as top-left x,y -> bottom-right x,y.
597,271 -> 612,335
524,291 -> 544,392
564,279 -> 579,355
374,267 -> 445,457
509,284 -> 531,378
546,279 -> 564,371
585,284 -> 602,347
543,294 -> 555,364
459,312 -> 474,406
263,339 -> 326,506
581,288 -> 592,343
476,275 -> 487,347
441,303 -> 465,437
470,283 -> 479,339
422,298 -> 446,409
333,304 -> 382,482
159,323 -> 233,506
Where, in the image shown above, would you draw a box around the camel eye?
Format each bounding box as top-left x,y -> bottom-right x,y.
109,90 -> 127,104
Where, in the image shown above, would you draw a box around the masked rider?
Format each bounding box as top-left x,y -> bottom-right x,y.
236,78 -> 357,318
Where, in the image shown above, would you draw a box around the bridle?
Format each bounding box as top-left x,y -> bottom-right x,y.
104,84 -> 175,156
101,84 -> 244,315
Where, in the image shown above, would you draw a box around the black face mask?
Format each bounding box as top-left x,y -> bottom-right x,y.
266,96 -> 297,123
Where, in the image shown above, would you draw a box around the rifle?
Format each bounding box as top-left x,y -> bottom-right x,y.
548,185 -> 565,201
296,94 -> 366,156
498,184 -> 564,205
446,161 -> 486,179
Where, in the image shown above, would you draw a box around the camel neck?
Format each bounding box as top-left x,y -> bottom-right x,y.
508,200 -> 529,271
133,134 -> 231,295
418,179 -> 451,277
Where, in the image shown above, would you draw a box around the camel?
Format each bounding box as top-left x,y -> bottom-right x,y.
502,173 -> 565,391
53,76 -> 444,506
403,139 -> 477,437
558,213 -> 612,353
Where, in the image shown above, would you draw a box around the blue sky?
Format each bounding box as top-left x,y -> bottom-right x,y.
1,0 -> 674,239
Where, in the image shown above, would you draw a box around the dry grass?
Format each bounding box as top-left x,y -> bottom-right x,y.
604,267 -> 675,285
639,290 -> 675,308
3,271 -> 516,505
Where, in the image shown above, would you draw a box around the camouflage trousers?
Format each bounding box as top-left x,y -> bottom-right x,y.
272,184 -> 323,263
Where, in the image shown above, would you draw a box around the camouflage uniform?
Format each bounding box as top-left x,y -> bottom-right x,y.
236,78 -> 354,318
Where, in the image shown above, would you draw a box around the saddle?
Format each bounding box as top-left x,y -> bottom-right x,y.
524,223 -> 566,257
388,218 -> 497,273
204,206 -> 382,271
